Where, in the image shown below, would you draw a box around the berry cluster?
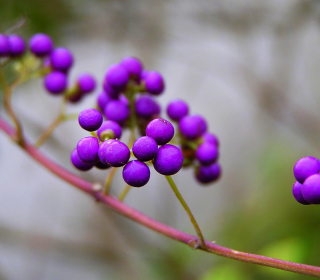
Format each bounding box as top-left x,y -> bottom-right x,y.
292,156 -> 320,205
0,33 -> 96,103
70,56 -> 221,188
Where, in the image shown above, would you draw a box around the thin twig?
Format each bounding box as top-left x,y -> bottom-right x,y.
104,167 -> 117,195
118,184 -> 131,202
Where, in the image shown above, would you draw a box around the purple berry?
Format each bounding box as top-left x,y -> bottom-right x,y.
77,73 -> 96,94
196,163 -> 221,184
153,144 -> 183,175
132,136 -> 158,161
302,174 -> 320,204
98,139 -> 130,167
103,82 -> 121,99
70,148 -> 94,171
292,181 -> 310,205
97,91 -> 111,111
104,100 -> 130,125
121,57 -> 143,80
78,109 -> 103,131
144,71 -> 165,95
50,47 -> 74,72
8,34 -> 26,57
202,132 -> 219,147
119,94 -> 129,107
0,34 -> 10,56
193,115 -> 207,134
135,95 -> 160,119
29,33 -> 53,57
105,63 -> 129,91
146,118 -> 174,145
123,160 -> 150,187
179,115 -> 205,140
293,156 -> 320,184
97,120 -> 122,140
196,142 -> 219,166
77,136 -> 100,164
167,99 -> 189,121
44,71 -> 67,94
95,160 -> 111,170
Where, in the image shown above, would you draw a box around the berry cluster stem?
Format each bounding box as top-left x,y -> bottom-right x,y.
165,175 -> 206,249
1,116 -> 320,277
118,184 -> 131,202
104,167 -> 117,195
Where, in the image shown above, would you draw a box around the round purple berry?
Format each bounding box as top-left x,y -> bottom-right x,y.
302,174 -> 320,204
123,160 -> 150,187
8,34 -> 26,57
98,140 -> 130,167
77,73 -> 96,93
97,120 -> 122,140
132,136 -> 158,161
202,132 -> 219,147
78,109 -> 103,131
50,47 -> 74,72
95,160 -> 111,170
0,34 -> 10,56
293,156 -> 320,184
77,136 -> 100,164
196,142 -> 219,166
153,144 -> 183,175
44,71 -> 67,94
121,57 -> 143,80
179,115 -> 205,140
135,95 -> 160,119
105,64 -> 129,91
103,82 -> 121,99
97,91 -> 111,111
70,148 -> 94,171
167,99 -> 189,121
119,94 -> 129,107
29,33 -> 53,57
146,118 -> 174,145
144,71 -> 165,95
104,100 -> 130,125
196,163 -> 221,184
292,181 -> 310,205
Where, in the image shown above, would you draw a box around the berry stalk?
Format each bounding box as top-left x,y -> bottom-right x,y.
118,184 -> 131,202
1,116 -> 320,277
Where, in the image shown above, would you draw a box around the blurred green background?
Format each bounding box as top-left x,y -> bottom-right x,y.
1,0 -> 320,279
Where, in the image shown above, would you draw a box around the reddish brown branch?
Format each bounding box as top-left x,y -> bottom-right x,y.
1,115 -> 320,277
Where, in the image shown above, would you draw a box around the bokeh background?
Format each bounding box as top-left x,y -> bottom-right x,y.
1,0 -> 320,279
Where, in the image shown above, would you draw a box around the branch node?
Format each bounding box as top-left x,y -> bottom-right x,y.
188,239 -> 201,250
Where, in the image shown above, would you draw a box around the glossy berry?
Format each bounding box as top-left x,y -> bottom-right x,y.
153,144 -> 183,175
98,139 -> 130,167
121,57 -> 143,80
77,136 -> 100,164
29,33 -> 53,57
97,120 -> 122,140
44,71 -> 67,94
119,94 -> 129,107
193,115 -> 207,134
292,181 -> 310,205
293,156 -> 320,184
71,148 -> 94,171
0,34 -> 10,56
77,73 -> 96,93
95,160 -> 111,170
78,109 -> 103,131
196,163 -> 221,184
167,99 -> 189,121
105,64 -> 129,91
302,174 -> 320,204
97,91 -> 111,111
103,82 -> 120,99
144,71 -> 165,95
196,142 -> 219,166
179,115 -> 205,140
135,95 -> 160,119
123,160 -> 150,187
8,35 -> 26,57
50,47 -> 73,72
202,132 -> 219,147
104,100 -> 130,125
132,136 -> 158,161
146,118 -> 174,145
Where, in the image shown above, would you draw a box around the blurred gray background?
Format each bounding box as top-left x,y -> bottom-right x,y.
1,0 -> 320,279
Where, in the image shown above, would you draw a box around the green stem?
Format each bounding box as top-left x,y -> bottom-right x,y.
118,184 -> 132,202
165,175 -> 206,249
104,167 -> 117,195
